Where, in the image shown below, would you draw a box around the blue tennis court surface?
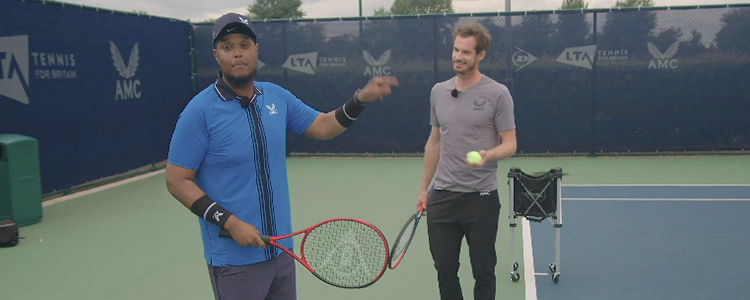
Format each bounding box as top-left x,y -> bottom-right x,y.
525,184 -> 750,300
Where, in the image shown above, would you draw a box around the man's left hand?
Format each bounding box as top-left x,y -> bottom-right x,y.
467,150 -> 489,168
357,76 -> 399,103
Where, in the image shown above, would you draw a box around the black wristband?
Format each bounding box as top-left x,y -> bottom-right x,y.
335,93 -> 367,128
190,195 -> 233,229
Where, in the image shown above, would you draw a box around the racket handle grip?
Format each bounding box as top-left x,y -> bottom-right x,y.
218,229 -> 272,244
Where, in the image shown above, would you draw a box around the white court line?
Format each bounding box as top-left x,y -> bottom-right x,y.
518,182 -> 750,299
563,183 -> 750,187
42,169 -> 166,208
522,218 -> 537,300
563,197 -> 750,201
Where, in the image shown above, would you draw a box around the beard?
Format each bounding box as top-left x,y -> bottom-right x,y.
454,60 -> 476,74
224,67 -> 257,87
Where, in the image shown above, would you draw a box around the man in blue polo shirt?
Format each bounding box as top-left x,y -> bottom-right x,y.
165,12 -> 399,300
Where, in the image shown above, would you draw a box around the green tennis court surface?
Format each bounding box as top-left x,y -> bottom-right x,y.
1,155 -> 749,300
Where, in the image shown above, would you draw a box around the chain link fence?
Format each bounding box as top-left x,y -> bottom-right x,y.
191,4 -> 750,156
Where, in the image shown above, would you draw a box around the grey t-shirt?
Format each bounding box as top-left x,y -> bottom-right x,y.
430,75 -> 516,193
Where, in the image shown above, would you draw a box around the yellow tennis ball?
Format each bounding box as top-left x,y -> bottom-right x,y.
467,151 -> 481,164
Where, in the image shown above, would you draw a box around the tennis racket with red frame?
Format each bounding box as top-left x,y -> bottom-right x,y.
388,183 -> 434,269
219,218 -> 390,289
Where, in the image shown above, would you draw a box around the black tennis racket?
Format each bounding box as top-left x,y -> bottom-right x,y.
219,218 -> 389,289
388,184 -> 434,269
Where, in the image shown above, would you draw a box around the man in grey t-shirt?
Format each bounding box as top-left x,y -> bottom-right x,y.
418,23 -> 517,300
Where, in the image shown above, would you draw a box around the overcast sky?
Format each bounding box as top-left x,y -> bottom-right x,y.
52,0 -> 749,22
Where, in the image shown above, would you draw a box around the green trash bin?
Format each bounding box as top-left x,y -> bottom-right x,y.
0,134 -> 43,227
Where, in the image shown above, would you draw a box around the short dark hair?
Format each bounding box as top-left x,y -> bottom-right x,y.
454,23 -> 491,54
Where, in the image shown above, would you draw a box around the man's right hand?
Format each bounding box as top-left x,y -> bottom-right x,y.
418,190 -> 430,216
224,215 -> 267,248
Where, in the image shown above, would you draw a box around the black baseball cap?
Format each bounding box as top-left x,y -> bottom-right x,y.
212,13 -> 257,46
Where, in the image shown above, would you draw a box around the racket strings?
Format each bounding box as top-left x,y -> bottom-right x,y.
303,220 -> 387,288
392,216 -> 418,263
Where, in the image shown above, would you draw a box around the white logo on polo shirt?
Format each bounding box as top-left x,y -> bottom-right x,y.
266,103 -> 278,115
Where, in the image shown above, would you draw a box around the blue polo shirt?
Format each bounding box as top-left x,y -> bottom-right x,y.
167,74 -> 320,267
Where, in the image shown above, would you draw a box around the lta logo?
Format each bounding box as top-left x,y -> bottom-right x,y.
0,35 -> 30,105
110,41 -> 141,100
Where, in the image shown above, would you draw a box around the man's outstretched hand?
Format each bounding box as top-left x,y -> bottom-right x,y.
357,76 -> 399,103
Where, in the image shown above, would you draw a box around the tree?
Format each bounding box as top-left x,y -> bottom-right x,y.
600,0 -> 657,58
517,15 -> 555,58
359,0 -> 453,66
554,0 -> 591,52
199,17 -> 218,23
715,8 -> 750,55
389,0 -> 454,15
248,0 -> 305,20
372,7 -> 391,16
677,30 -> 707,56
561,0 -> 587,8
